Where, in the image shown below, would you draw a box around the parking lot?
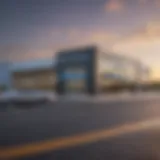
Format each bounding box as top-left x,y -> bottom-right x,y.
1,93 -> 160,159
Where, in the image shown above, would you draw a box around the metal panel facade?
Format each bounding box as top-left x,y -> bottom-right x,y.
56,46 -> 97,94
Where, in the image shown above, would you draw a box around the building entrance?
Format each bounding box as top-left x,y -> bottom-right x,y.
64,67 -> 86,93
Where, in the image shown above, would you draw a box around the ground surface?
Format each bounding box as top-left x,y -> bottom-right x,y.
1,94 -> 160,160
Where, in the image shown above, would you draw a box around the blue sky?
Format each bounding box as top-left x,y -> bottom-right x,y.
0,0 -> 160,80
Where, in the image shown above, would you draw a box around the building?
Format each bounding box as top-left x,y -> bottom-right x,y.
11,58 -> 56,90
0,62 -> 11,91
56,46 -> 149,94
0,46 -> 149,93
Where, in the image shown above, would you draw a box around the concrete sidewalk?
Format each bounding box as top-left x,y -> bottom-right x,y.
57,92 -> 160,103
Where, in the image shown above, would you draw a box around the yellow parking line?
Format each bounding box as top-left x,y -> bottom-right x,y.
1,118 -> 160,159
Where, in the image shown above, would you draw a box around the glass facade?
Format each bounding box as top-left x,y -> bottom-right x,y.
96,52 -> 142,91
56,46 -> 148,94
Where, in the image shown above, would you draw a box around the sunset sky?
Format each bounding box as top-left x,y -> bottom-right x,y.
0,0 -> 160,80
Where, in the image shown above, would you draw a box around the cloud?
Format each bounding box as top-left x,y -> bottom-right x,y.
52,22 -> 160,51
139,0 -> 160,7
51,28 -> 118,50
0,44 -> 55,62
138,0 -> 148,4
113,21 -> 160,47
122,22 -> 160,42
0,44 -> 29,62
105,0 -> 124,12
0,29 -> 114,62
89,31 -> 120,49
112,22 -> 160,80
154,0 -> 160,7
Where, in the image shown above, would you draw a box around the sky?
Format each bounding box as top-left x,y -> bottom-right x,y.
0,0 -> 160,80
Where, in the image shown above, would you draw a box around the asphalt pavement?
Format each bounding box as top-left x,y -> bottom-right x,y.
1,95 -> 160,160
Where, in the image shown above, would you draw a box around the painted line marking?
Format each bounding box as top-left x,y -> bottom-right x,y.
1,118 -> 160,159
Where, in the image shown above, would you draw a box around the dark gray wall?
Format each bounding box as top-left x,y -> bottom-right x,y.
56,46 -> 97,94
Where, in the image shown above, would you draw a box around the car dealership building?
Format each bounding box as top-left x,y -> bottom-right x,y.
0,46 -> 149,93
56,46 -> 149,94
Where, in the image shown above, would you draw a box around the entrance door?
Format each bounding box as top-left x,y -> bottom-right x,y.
64,67 -> 86,93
